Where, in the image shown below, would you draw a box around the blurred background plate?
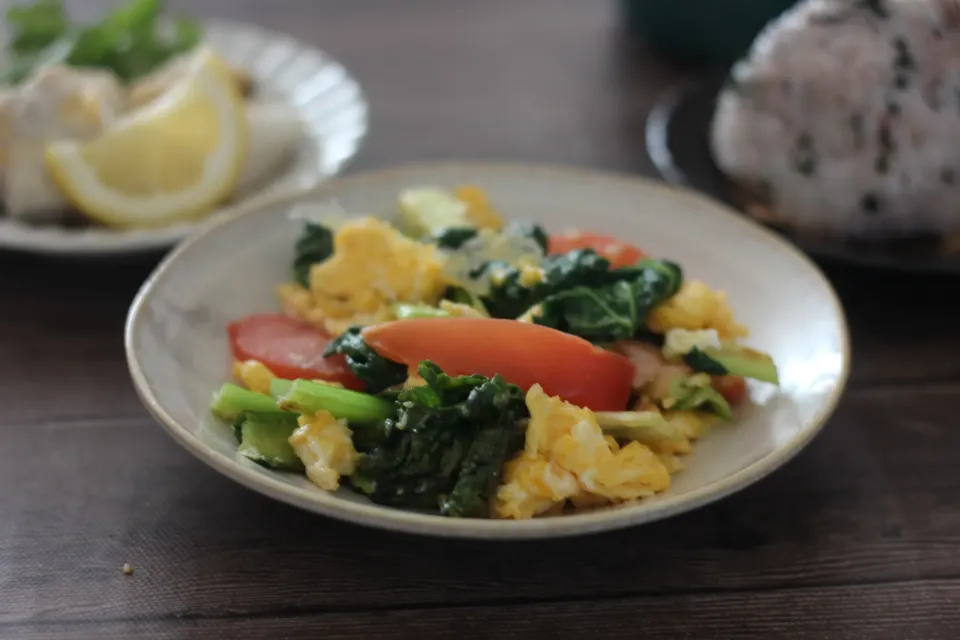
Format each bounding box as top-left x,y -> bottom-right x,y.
0,19 -> 368,257
645,74 -> 960,275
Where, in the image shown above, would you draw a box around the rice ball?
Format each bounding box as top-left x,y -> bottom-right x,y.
710,0 -> 960,239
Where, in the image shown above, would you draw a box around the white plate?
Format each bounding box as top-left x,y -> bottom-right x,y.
125,162 -> 850,539
0,20 -> 368,257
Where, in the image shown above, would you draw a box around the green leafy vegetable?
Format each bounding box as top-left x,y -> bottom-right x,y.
322,327 -> 408,394
351,361 -> 527,516
684,345 -> 780,385
431,226 -> 478,250
534,259 -> 682,342
292,222 -> 334,287
234,411 -> 304,471
594,410 -> 687,445
2,0 -> 203,86
477,249 -> 616,319
429,220 -> 548,254
667,375 -> 733,420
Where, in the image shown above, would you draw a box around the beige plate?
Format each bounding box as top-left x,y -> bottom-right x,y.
125,162 -> 851,539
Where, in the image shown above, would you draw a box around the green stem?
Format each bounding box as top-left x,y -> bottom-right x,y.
269,377 -> 294,399
210,383 -> 283,422
276,379 -> 394,424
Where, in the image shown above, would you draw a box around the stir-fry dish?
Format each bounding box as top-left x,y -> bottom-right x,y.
209,185 -> 780,520
0,0 -> 303,229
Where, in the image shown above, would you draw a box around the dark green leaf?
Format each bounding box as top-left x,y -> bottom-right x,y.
431,226 -> 478,250
292,222 -> 334,287
352,361 -> 527,513
322,326 -> 408,394
683,347 -> 729,375
533,259 -> 683,342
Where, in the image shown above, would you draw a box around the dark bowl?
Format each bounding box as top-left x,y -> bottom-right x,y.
619,0 -> 797,66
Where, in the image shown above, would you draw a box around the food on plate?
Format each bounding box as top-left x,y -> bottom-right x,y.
710,0 -> 960,241
208,185 -> 780,519
0,0 -> 303,229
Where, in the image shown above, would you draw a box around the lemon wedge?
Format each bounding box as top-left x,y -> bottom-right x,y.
44,50 -> 248,228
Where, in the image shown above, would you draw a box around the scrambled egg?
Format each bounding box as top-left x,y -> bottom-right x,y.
494,385 -> 671,519
288,411 -> 359,491
277,217 -> 449,335
648,280 -> 748,339
232,360 -> 275,395
453,185 -> 504,231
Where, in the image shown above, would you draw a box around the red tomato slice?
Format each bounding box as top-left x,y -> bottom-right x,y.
227,314 -> 364,391
361,318 -> 635,411
548,230 -> 647,268
712,375 -> 748,406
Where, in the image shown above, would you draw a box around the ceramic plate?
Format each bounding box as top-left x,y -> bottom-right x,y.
125,162 -> 850,539
646,74 -> 960,274
0,20 -> 368,257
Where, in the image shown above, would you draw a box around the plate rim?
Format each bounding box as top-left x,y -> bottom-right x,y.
0,18 -> 369,258
125,160 -> 852,540
645,75 -> 960,274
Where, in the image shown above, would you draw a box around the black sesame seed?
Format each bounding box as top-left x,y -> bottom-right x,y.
933,27 -> 944,39
861,193 -> 881,215
875,156 -> 890,174
942,168 -> 956,185
894,74 -> 909,90
861,0 -> 889,19
886,102 -> 900,116
849,114 -> 863,135
879,125 -> 894,151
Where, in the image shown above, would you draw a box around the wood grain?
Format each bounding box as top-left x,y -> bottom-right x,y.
4,581 -> 959,639
1,0 -> 959,638
2,387 -> 959,623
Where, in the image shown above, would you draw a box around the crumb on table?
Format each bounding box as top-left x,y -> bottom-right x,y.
122,563 -> 133,576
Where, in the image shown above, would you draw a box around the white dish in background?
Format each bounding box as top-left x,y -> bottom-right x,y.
125,162 -> 850,540
0,20 -> 368,257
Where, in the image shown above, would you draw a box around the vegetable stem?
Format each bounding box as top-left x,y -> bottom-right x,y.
393,303 -> 450,319
276,379 -> 394,424
211,383 -> 283,422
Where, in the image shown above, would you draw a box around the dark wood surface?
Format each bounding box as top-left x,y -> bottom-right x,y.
2,1 -> 960,638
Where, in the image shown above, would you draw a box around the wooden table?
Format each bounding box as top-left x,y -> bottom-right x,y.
2,1 -> 959,638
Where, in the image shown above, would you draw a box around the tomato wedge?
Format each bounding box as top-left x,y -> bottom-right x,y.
361,318 -> 635,411
548,230 -> 647,268
227,314 -> 364,391
712,375 -> 748,406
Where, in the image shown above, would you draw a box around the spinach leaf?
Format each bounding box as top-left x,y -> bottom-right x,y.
323,326 -> 408,394
292,222 -> 334,287
431,226 -> 478,250
351,361 -> 527,514
479,249 -> 611,318
683,347 -> 729,375
534,259 -> 682,342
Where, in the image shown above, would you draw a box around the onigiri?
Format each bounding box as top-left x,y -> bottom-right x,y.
710,0 -> 960,239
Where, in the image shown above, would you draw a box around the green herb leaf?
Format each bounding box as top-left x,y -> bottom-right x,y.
322,326 -> 409,394
352,361 -> 527,515
292,222 -> 334,287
